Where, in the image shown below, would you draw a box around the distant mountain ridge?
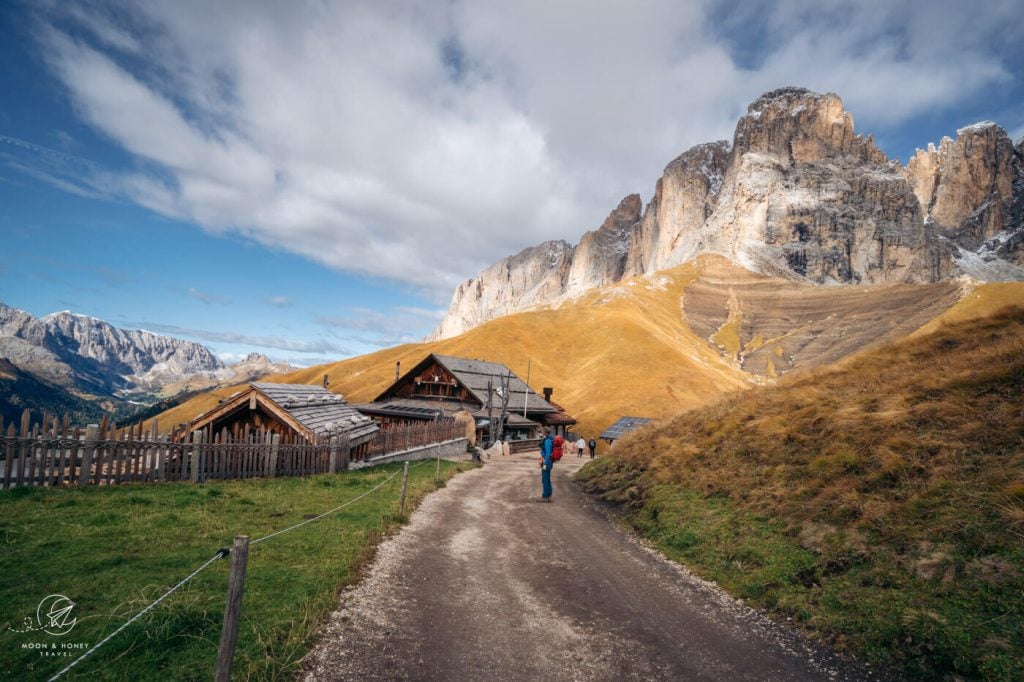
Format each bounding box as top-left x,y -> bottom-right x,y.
0,303 -> 297,419
430,87 -> 1024,340
0,303 -> 223,396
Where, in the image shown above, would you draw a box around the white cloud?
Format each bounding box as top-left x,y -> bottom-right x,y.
315,306 -> 440,347
265,295 -> 292,308
138,321 -> 352,356
393,306 -> 446,320
185,287 -> 230,305
30,0 -> 1021,298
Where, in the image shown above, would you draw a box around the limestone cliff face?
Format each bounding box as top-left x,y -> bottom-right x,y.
430,88 -> 1024,340
565,194 -> 642,296
731,88 -> 888,166
427,241 -> 573,341
624,141 -> 730,276
909,122 -> 1019,260
674,88 -> 948,284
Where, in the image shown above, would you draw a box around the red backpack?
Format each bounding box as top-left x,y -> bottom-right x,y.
552,435 -> 564,461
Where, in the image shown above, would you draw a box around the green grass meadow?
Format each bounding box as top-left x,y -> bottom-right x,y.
1,459 -> 473,680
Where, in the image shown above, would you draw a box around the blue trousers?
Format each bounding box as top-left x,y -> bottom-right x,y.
541,466 -> 552,498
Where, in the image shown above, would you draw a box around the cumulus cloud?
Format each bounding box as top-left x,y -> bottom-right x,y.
27,0 -> 1021,297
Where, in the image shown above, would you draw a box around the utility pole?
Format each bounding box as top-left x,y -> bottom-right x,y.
486,378 -> 495,446
498,370 -> 512,441
523,359 -> 531,418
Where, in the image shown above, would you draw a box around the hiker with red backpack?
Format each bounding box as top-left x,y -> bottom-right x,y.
538,430 -> 563,502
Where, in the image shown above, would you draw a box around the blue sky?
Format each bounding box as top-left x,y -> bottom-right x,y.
1,1 -> 1022,367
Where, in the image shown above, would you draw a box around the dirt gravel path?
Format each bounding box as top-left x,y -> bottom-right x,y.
304,452 -> 879,681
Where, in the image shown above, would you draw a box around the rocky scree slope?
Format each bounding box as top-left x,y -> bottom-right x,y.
431,87 -> 1024,340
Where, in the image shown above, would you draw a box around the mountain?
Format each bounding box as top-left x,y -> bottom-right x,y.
430,87 -> 1024,340
0,358 -> 108,427
153,255 -> 1024,438
214,352 -> 297,384
0,304 -> 297,419
0,303 -> 223,397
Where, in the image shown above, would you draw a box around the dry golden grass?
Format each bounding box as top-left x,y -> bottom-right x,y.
581,307 -> 1024,677
153,259 -> 752,437
911,281 -> 1024,337
153,262 -> 1024,446
611,305 -> 1024,549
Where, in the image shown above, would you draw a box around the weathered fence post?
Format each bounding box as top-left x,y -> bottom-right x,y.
78,424 -> 99,488
340,434 -> 350,472
191,430 -> 204,484
268,433 -> 280,478
399,461 -> 410,516
435,451 -> 441,481
329,434 -> 339,474
215,535 -> 250,682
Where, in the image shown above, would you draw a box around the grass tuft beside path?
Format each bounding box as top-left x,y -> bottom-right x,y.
578,307 -> 1024,679
1,459 -> 473,681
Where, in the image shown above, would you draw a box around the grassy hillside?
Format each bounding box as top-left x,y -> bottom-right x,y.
153,259 -> 753,437
578,307 -> 1024,678
153,257 -> 1024,442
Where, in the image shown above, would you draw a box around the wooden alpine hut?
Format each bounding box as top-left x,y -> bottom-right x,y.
182,382 -> 379,455
356,354 -> 575,445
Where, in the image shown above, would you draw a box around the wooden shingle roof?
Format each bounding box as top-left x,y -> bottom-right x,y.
430,355 -> 555,413
250,383 -> 378,440
189,383 -> 379,444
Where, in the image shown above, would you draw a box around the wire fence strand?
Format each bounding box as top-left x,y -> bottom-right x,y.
250,467 -> 404,546
48,551 -> 228,681
46,457 -> 448,680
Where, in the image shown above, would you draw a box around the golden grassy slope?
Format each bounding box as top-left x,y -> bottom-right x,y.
152,260 -> 751,436
153,257 -> 1024,440
579,306 -> 1024,676
910,281 -> 1024,338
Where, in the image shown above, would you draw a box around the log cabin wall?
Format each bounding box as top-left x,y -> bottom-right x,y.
392,361 -> 468,401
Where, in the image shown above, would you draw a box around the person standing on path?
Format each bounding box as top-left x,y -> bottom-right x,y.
576,436 -> 586,458
539,430 -> 554,502
588,437 -> 597,459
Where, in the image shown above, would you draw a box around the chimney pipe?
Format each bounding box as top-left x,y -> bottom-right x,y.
395,361 -> 401,382
323,374 -> 330,389
543,387 -> 553,401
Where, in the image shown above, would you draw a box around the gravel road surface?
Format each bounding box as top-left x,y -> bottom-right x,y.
304,452 -> 879,681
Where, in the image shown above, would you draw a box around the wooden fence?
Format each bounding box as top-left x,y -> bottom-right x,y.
0,410 -> 461,489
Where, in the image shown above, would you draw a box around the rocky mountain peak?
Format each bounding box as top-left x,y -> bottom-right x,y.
905,120 -> 1021,271
734,87 -> 886,165
426,239 -> 575,341
429,87 -> 1024,340
241,352 -> 270,363
602,194 -> 643,229
623,140 -> 732,276
563,194 -> 643,297
0,302 -> 224,396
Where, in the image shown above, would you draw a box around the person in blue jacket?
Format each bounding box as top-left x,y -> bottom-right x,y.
539,429 -> 554,502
